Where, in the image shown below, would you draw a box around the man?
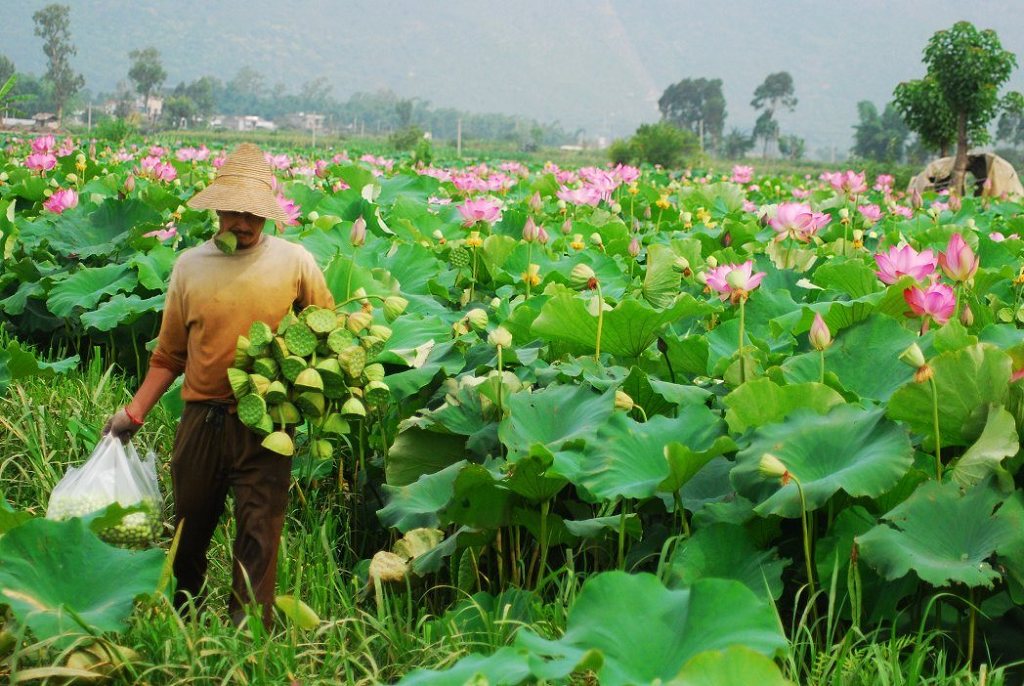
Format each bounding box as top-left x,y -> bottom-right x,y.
104,143 -> 334,628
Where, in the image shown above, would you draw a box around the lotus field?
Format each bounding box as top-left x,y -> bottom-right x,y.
3,134 -> 1024,684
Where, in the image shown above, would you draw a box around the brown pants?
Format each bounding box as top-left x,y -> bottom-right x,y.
170,402 -> 291,628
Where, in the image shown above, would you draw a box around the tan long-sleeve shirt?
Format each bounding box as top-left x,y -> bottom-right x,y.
150,234 -> 334,403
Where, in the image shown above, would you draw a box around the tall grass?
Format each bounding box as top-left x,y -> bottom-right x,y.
0,366 -> 1019,684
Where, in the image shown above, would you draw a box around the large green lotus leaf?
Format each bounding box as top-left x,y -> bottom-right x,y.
667,523 -> 788,600
128,245 -> 176,290
378,460 -> 467,532
46,264 -> 138,318
503,448 -> 568,502
812,259 -> 883,298
856,480 -> 1017,588
723,378 -> 845,434
90,197 -> 165,237
516,573 -> 787,685
377,315 -> 451,366
951,405 -> 1018,488
80,293 -> 165,332
643,243 -> 683,308
442,464 -> 512,529
0,500 -> 32,535
396,645 -> 531,686
818,314 -> 917,401
0,280 -> 45,316
671,646 -> 794,686
385,341 -> 466,401
1,339 -> 79,382
0,517 -> 164,646
386,428 -> 467,487
532,287 -> 712,359
618,366 -> 711,420
993,492 -> 1024,603
732,406 -> 914,518
888,344 -> 1012,447
498,385 -> 613,481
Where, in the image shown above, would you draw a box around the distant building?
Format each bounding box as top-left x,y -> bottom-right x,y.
211,115 -> 276,131
282,111 -> 326,132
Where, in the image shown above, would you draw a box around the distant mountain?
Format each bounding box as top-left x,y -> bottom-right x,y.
3,0 -> 1023,159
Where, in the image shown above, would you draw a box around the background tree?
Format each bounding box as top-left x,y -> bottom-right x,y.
162,95 -> 196,128
32,3 -> 85,125
852,100 -> 910,162
750,71 -> 797,158
911,22 -> 1019,194
0,55 -> 14,86
127,47 -> 166,118
778,134 -> 805,160
996,91 -> 1024,148
892,77 -> 957,157
720,127 -> 754,159
658,77 -> 727,151
752,111 -> 779,158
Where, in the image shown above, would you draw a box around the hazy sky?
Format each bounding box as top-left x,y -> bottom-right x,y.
4,1 -> 1023,158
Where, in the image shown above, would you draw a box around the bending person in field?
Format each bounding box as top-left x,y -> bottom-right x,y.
103,143 -> 334,629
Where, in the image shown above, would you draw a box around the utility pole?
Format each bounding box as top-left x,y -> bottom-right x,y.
456,117 -> 462,158
87,102 -> 92,132
698,118 -> 704,153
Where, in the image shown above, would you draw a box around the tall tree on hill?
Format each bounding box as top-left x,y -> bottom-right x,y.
0,55 -> 14,86
892,77 -> 956,157
32,3 -> 85,125
997,92 -> 1024,148
128,47 -> 167,119
657,77 -> 727,151
897,22 -> 1019,195
750,71 -> 797,159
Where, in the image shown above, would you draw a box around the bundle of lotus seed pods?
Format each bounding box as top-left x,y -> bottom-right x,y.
228,294 -> 408,457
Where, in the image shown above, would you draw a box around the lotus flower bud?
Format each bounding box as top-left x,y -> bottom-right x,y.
561,218 -> 572,235
628,236 -> 641,258
960,303 -> 974,327
528,191 -> 543,213
65,173 -> 78,184
809,313 -> 832,351
614,390 -> 634,412
490,297 -> 501,309
383,296 -> 409,322
644,206 -> 652,220
838,207 -> 850,220
611,202 -> 622,214
570,264 -> 597,290
899,343 -> 927,370
466,308 -> 488,330
949,193 -> 962,212
706,255 -> 718,269
350,216 -> 367,247
590,232 -> 604,247
432,229 -> 445,244
537,226 -> 550,245
522,216 -> 539,243
487,326 -> 512,348
758,453 -> 788,481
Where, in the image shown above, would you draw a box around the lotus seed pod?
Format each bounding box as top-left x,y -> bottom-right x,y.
284,322 -> 317,357
328,327 -> 356,354
238,394 -> 268,427
369,324 -> 393,342
614,390 -> 634,412
281,355 -> 307,382
569,264 -> 597,290
294,367 -> 324,393
248,321 -> 273,347
316,358 -> 347,399
311,439 -> 334,460
466,308 -> 488,330
347,311 -> 373,334
383,296 -> 409,322
321,413 -> 351,436
295,391 -> 326,418
364,380 -> 391,405
363,363 -> 386,383
262,431 -> 295,456
277,311 -> 299,335
269,401 -> 301,425
227,368 -> 251,400
271,336 -> 290,362
306,307 -> 339,335
339,345 -> 367,378
253,413 -> 274,436
265,380 -> 288,404
758,453 -> 788,480
361,335 -> 386,357
449,246 -> 471,268
899,343 -> 927,370
248,373 -> 271,397
341,397 -> 367,418
253,357 -> 279,380
488,326 -> 513,349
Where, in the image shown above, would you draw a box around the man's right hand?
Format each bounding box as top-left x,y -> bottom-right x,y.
103,408 -> 143,443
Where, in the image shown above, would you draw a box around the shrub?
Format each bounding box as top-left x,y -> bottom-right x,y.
608,122 -> 699,169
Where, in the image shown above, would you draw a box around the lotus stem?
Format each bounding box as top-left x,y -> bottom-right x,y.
793,475 -> 816,603
929,374 -> 942,482
819,349 -> 826,385
537,499 -> 550,590
334,293 -> 386,309
673,490 -> 690,538
618,498 -> 629,570
968,587 -> 977,666
345,246 -> 359,300
594,281 -> 606,362
525,242 -> 533,299
470,247 -> 478,302
738,296 -> 747,384
634,404 -> 648,423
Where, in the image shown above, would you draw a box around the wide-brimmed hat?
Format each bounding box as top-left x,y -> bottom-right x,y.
187,143 -> 289,222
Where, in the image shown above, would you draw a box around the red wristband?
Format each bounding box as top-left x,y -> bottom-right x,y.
124,406 -> 144,426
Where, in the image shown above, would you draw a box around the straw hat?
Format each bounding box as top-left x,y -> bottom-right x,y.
187,143 -> 289,222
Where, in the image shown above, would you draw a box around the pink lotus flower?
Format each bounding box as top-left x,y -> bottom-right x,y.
556,185 -> 603,207
791,188 -> 811,199
43,188 -> 78,214
857,204 -> 883,224
931,201 -> 950,213
809,313 -> 831,350
890,206 -> 913,219
276,195 -> 301,226
148,145 -> 167,157
143,224 -> 177,241
822,170 -> 868,195
457,197 -> 503,227
743,200 -> 758,213
705,260 -> 767,302
56,137 -> 75,157
731,165 -> 754,183
609,163 -> 640,184
873,174 -> 894,192
874,245 -> 937,284
139,156 -> 177,182
31,134 -> 56,154
938,234 -> 979,283
769,202 -> 829,242
904,282 -> 956,330
26,152 -> 57,172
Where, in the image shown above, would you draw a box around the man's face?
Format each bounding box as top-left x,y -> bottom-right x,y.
216,210 -> 267,249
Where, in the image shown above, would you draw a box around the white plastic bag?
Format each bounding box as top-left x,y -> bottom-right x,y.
46,436 -> 163,547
